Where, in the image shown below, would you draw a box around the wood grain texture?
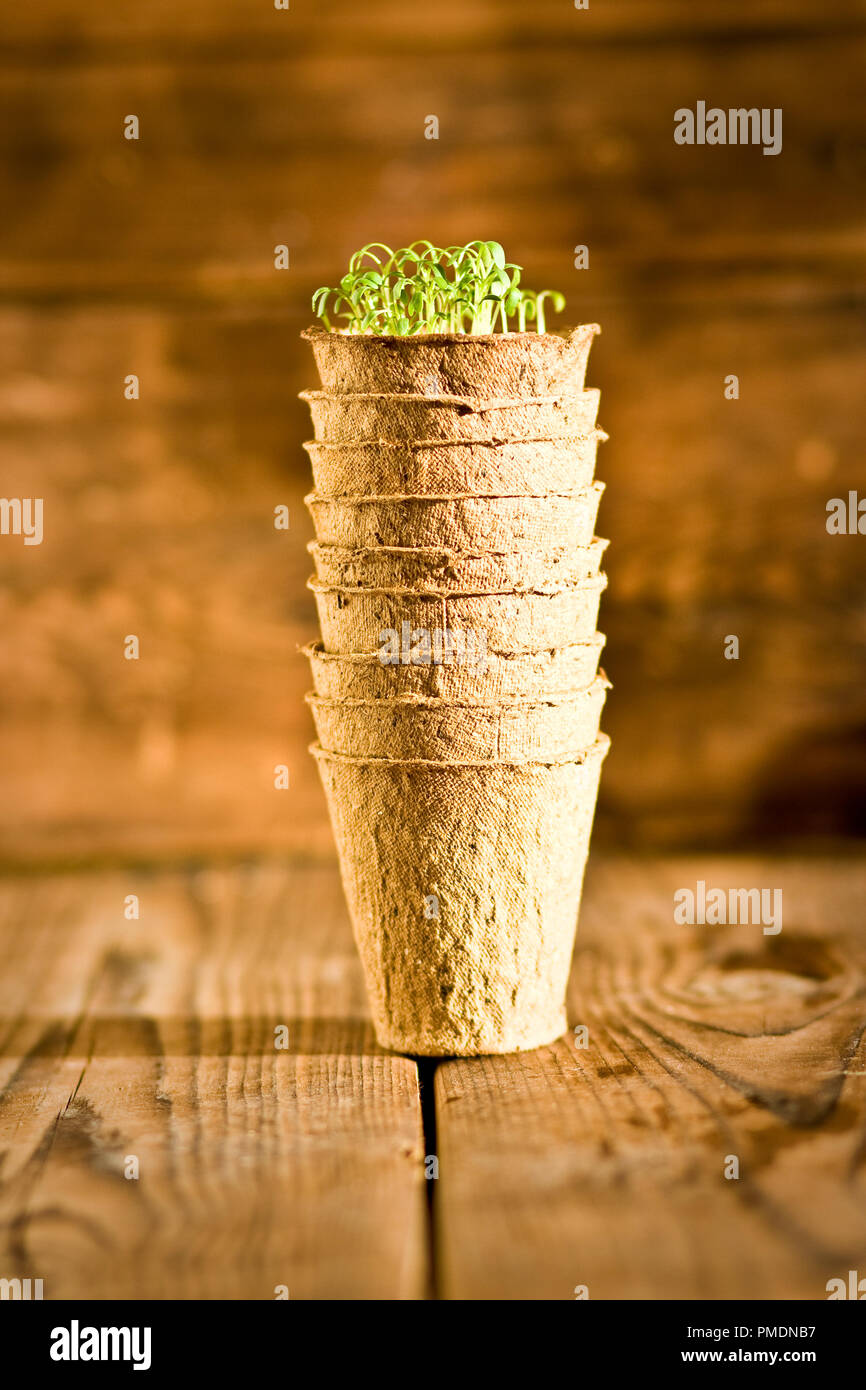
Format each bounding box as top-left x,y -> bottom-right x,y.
435,855 -> 866,1300
2,27 -> 864,304
1,854 -> 863,1299
1,0 -> 864,861
2,296 -> 864,861
6,0 -> 861,48
0,863 -> 427,1299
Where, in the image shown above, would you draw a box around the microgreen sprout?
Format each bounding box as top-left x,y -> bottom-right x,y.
312,241 -> 565,335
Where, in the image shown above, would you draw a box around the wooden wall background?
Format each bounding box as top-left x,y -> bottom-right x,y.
1,0 -> 865,864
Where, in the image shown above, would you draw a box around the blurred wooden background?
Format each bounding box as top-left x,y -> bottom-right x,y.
1,0 -> 865,864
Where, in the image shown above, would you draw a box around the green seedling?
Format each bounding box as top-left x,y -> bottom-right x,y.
312,240 -> 565,335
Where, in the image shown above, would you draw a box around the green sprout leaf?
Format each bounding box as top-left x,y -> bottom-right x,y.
311,242 -> 565,336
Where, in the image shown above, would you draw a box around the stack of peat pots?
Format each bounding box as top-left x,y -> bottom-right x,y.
301,325 -> 611,1056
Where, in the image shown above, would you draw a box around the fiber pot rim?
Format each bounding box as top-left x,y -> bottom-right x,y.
306,571 -> 609,599
300,634 -> 607,661
304,480 -> 605,505
304,672 -> 611,713
306,536 -> 608,561
299,387 -> 600,407
301,430 -> 609,452
309,731 -> 610,769
301,324 -> 601,347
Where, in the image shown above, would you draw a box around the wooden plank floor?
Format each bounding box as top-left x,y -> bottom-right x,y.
0,863 -> 427,1299
0,854 -> 863,1299
437,856 -> 866,1300
3,0 -> 866,865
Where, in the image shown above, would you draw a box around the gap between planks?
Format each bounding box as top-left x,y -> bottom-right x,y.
434,855 -> 866,1300
0,863 -> 429,1299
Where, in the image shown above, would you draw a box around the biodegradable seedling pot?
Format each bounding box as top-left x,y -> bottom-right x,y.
312,735 -> 610,1055
306,483 -> 605,551
307,433 -> 608,505
303,432 -> 606,499
303,635 -> 607,702
306,677 -> 609,762
308,537 -> 608,594
309,572 -> 608,654
300,389 -> 600,444
302,324 -> 601,398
